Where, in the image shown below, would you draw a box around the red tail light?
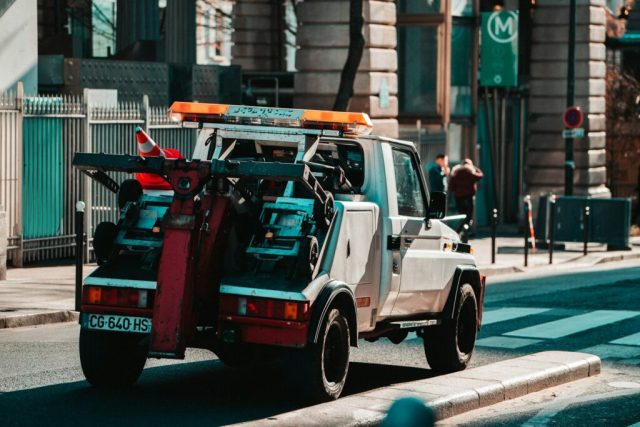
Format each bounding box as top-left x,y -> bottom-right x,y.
219,294 -> 309,322
82,286 -> 152,309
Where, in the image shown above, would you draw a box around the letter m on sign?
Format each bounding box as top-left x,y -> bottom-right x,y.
494,16 -> 513,37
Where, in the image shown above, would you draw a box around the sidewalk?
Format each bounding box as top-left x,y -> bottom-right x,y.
473,235 -> 640,276
0,236 -> 639,329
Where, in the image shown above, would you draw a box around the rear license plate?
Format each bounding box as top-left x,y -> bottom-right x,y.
82,313 -> 151,333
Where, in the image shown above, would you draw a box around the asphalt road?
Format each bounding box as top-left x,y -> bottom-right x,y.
1,261 -> 640,426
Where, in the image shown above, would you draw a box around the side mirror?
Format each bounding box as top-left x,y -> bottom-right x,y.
428,191 -> 447,220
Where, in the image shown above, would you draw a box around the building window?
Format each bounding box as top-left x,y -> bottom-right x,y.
450,16 -> 475,119
397,0 -> 478,124
397,0 -> 451,124
398,27 -> 439,115
196,0 -> 233,65
92,0 -> 116,58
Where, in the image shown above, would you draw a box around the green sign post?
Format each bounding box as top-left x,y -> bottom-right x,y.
480,11 -> 519,87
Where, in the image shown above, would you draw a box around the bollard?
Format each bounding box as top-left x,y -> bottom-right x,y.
549,195 -> 556,264
491,208 -> 498,264
75,201 -> 85,313
523,198 -> 529,267
583,205 -> 590,256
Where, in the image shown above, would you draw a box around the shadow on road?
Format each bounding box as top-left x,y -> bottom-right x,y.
1,359 -> 434,426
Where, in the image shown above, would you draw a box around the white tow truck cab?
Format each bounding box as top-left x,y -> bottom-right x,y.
76,103 -> 485,402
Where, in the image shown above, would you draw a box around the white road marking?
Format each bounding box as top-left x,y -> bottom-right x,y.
505,310 -> 640,339
611,331 -> 640,346
475,336 -> 542,349
482,307 -> 552,325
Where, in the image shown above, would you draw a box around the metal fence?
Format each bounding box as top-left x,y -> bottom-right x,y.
0,83 -> 196,265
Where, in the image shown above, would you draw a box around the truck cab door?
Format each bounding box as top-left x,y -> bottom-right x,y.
386,147 -> 449,316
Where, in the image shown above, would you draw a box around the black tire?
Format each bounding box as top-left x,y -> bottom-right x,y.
287,308 -> 350,402
118,179 -> 143,210
79,328 -> 148,387
93,221 -> 117,265
293,235 -> 319,280
423,283 -> 478,373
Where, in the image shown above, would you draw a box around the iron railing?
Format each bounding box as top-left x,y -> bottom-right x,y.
0,82 -> 196,264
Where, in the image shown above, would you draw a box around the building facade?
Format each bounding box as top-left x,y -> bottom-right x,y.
3,0 -> 635,222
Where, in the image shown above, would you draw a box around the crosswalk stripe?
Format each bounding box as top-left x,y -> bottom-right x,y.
476,336 -> 542,349
482,307 -> 552,325
611,332 -> 640,347
504,310 -> 640,340
579,344 -> 640,360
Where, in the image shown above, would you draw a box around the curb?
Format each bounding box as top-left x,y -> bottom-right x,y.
595,251 -> 640,265
478,250 -> 640,278
240,351 -> 601,426
0,310 -> 78,329
479,264 -> 524,277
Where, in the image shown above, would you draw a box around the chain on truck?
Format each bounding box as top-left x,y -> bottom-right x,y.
73,102 -> 486,402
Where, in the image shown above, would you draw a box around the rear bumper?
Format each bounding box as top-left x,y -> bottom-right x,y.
218,315 -> 309,348
81,304 -> 153,318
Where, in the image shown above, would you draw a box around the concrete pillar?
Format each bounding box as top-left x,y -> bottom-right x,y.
166,0 -> 196,63
294,0 -> 398,138
527,0 -> 610,197
116,0 -> 160,53
0,0 -> 37,94
0,209 -> 6,280
231,0 -> 284,71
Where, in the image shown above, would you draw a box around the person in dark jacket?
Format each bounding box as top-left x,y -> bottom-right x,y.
426,154 -> 449,193
449,159 -> 483,233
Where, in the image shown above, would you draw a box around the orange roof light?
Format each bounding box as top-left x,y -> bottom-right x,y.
301,109 -> 373,135
169,102 -> 228,123
168,102 -> 373,136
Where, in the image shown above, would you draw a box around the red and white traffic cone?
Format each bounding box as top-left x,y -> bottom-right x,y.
136,126 -> 165,157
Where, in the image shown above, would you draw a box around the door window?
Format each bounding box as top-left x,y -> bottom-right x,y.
392,149 -> 427,217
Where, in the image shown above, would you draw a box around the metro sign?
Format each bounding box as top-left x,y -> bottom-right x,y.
480,11 -> 519,88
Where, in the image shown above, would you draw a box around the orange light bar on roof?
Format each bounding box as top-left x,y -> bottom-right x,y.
169,102 -> 229,123
168,102 -> 373,136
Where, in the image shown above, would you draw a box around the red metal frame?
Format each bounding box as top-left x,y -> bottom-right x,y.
149,162 -> 231,358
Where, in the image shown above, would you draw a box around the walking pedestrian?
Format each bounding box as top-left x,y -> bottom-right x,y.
426,154 -> 449,193
449,159 -> 483,233
633,165 -> 640,225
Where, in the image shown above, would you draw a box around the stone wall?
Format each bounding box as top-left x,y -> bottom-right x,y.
294,0 -> 399,138
231,0 -> 284,71
527,0 -> 610,197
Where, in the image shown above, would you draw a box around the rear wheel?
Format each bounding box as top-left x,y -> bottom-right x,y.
79,328 -> 148,387
423,283 -> 478,373
287,308 -> 350,402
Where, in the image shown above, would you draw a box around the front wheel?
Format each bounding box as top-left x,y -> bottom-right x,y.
286,308 -> 350,402
423,283 -> 478,373
79,328 -> 148,387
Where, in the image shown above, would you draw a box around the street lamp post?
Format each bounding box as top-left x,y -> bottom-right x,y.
565,0 -> 576,196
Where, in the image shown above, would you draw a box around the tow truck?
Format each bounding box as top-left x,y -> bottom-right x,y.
74,103 -> 485,401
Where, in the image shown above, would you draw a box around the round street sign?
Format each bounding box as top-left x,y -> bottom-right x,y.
563,106 -> 583,129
